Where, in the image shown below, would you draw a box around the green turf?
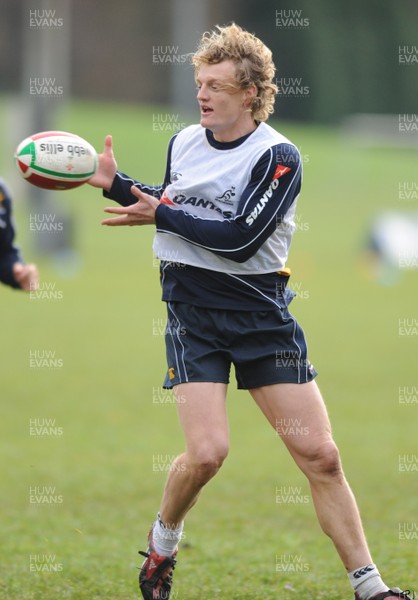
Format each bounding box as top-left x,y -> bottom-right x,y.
0,100 -> 417,599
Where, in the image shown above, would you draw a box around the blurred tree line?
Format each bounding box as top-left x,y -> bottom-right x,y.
238,0 -> 418,122
1,0 -> 416,124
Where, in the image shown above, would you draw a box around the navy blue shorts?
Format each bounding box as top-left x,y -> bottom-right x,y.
162,296 -> 317,390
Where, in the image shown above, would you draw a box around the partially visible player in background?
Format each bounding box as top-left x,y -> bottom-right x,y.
361,211 -> 418,286
0,179 -> 39,291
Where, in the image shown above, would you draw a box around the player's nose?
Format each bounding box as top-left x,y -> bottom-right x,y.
196,85 -> 208,101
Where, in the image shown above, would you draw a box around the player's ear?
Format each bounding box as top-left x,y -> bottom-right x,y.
243,83 -> 257,108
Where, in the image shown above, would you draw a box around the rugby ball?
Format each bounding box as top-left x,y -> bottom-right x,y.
15,131 -> 98,190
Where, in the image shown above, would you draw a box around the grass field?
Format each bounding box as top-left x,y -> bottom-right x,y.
0,99 -> 417,599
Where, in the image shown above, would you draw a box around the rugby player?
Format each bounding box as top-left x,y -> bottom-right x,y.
89,23 -> 413,600
0,179 -> 38,291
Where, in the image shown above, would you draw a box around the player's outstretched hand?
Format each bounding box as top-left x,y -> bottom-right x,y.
102,186 -> 161,226
88,135 -> 117,192
13,262 -> 39,292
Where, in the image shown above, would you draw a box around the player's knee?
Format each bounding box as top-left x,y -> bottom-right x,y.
190,444 -> 229,485
303,440 -> 343,481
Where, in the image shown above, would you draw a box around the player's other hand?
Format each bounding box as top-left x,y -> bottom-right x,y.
88,135 -> 117,192
102,186 -> 160,226
13,262 -> 39,292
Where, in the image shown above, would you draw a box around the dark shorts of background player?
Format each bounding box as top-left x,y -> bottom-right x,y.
162,300 -> 317,390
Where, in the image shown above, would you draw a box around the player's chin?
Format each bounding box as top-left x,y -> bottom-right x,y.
200,112 -> 214,127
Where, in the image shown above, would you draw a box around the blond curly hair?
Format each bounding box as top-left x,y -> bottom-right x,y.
192,23 -> 277,122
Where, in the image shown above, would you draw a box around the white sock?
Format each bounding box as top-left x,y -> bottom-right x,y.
348,563 -> 389,599
151,513 -> 184,557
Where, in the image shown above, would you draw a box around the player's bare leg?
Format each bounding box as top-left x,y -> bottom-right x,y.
159,382 -> 230,527
139,382 -> 229,599
249,381 -> 414,598
250,380 -> 372,571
